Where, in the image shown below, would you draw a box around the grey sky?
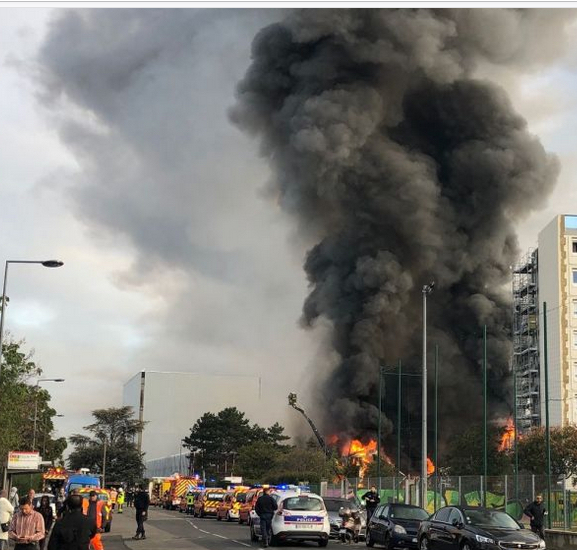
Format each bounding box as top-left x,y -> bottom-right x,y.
1,7 -> 576,453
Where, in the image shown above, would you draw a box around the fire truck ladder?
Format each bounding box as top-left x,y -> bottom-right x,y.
288,393 -> 328,456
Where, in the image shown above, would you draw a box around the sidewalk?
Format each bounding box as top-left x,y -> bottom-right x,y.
101,507 -> 193,550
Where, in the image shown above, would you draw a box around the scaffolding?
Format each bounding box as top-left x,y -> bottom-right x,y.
513,249 -> 540,433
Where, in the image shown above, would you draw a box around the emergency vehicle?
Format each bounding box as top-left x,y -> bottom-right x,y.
164,476 -> 198,510
193,488 -> 226,518
78,488 -> 113,533
216,487 -> 249,522
239,486 -> 276,525
250,491 -> 329,547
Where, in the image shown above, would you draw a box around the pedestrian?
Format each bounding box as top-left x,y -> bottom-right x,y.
132,486 -> 150,540
37,496 -> 54,550
254,487 -> 277,548
55,489 -> 66,518
8,496 -> 45,550
361,486 -> 380,521
0,489 -> 15,550
125,488 -> 134,508
82,491 -> 106,550
186,491 -> 195,515
116,489 -> 125,514
9,488 -> 19,512
108,488 -> 117,512
48,495 -> 95,550
27,490 -> 35,508
524,494 -> 547,539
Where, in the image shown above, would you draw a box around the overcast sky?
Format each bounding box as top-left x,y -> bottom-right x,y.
1,7 -> 577,454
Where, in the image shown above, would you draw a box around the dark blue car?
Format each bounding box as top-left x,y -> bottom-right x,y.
366,503 -> 429,549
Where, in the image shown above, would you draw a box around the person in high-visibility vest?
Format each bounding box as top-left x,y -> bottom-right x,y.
82,491 -> 107,550
109,488 -> 117,511
186,491 -> 195,515
117,488 -> 125,514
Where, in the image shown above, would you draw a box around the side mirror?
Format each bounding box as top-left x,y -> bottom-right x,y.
451,518 -> 463,528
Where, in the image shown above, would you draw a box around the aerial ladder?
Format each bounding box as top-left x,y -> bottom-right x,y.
288,393 -> 329,456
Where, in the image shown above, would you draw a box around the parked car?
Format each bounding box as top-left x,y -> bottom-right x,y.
366,503 -> 428,549
193,489 -> 226,518
417,506 -> 546,550
250,491 -> 330,547
322,496 -> 365,539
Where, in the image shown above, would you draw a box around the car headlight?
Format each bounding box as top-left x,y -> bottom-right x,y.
539,541 -> 546,549
474,534 -> 494,544
393,525 -> 407,534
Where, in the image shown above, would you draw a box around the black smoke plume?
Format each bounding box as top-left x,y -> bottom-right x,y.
232,9 -> 563,460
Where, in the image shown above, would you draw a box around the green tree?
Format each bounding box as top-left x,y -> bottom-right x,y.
518,426 -> 577,478
68,406 -> 145,485
236,441 -> 284,482
267,447 -> 331,484
0,338 -> 66,463
444,424 -> 512,475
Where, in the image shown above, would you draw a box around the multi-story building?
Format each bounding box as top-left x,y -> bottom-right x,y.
514,214 -> 577,432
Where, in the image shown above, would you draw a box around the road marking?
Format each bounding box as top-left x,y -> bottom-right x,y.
198,529 -> 210,534
231,540 -> 252,547
213,534 -> 228,539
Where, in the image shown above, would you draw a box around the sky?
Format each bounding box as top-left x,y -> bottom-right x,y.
1,6 -> 577,456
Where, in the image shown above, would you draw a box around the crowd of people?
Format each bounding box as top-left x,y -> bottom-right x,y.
0,485 -> 150,549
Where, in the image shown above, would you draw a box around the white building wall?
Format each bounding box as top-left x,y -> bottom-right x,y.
538,215 -> 577,427
123,371 -> 262,463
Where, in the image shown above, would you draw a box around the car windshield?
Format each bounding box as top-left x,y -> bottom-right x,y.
465,510 -> 520,529
207,493 -> 224,501
236,494 -> 247,503
390,506 -> 429,521
324,499 -> 357,512
283,496 -> 324,511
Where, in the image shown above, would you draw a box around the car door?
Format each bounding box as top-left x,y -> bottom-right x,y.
428,508 -> 451,550
443,508 -> 464,550
373,505 -> 388,543
367,505 -> 383,542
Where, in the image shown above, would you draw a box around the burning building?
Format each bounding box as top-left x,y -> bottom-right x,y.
232,9 -> 565,468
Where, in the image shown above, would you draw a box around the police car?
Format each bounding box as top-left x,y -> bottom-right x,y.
250,491 -> 330,547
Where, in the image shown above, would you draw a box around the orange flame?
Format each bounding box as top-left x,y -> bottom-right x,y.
427,458 -> 435,475
498,418 -> 516,452
326,434 -> 339,445
347,439 -> 378,479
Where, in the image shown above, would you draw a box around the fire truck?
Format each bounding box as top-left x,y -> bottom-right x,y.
163,475 -> 198,510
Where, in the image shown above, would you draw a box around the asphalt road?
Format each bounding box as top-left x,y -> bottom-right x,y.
104,506 -> 364,550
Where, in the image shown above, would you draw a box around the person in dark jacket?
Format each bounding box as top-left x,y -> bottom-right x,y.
132,487 -> 150,540
38,496 -> 54,550
255,488 -> 278,548
524,494 -> 547,539
361,486 -> 380,520
48,495 -> 94,550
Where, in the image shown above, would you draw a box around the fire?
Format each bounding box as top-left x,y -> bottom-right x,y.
346,439 -> 378,479
326,434 -> 339,445
499,418 -> 516,452
427,458 -> 435,475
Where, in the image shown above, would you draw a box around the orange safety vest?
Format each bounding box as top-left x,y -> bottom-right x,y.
82,499 -> 105,529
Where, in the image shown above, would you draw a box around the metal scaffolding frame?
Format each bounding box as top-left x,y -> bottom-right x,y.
512,249 -> 541,433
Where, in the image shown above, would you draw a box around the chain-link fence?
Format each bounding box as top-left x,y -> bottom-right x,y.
313,475 -> 577,530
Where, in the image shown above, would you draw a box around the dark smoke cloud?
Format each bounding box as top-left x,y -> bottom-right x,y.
232,9 -> 567,455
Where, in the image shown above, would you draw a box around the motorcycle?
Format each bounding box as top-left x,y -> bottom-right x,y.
338,507 -> 362,544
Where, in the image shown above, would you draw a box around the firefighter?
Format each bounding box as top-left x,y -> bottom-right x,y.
116,488 -> 125,514
108,488 -> 117,511
186,491 -> 195,515
82,491 -> 107,550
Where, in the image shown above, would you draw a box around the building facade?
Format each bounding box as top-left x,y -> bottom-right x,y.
123,370 -> 262,474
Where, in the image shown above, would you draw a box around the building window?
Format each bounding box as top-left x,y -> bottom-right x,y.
574,299 -> 577,318
574,269 -> 577,285
574,330 -> 577,349
573,240 -> 577,253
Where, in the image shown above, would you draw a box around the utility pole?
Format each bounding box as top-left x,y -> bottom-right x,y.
421,282 -> 434,506
543,302 -> 552,529
102,438 -> 107,488
483,325 -> 488,507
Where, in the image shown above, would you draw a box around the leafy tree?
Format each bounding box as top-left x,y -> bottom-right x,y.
444,424 -> 512,475
518,426 -> 577,478
266,447 -> 332,484
183,407 -> 291,477
236,441 -> 284,482
68,406 -> 145,485
0,338 -> 66,463
365,457 -> 397,478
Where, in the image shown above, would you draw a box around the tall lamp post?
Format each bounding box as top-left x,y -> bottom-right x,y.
33,378 -> 65,451
0,259 -> 64,377
422,282 -> 435,506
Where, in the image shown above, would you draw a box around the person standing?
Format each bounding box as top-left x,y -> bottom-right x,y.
125,488 -> 134,508
9,488 -> 19,512
524,494 -> 547,539
27,491 -> 35,509
108,488 -> 117,512
254,488 -> 277,548
8,496 -> 45,550
37,496 -> 54,550
132,487 -> 150,540
82,491 -> 106,550
0,489 -> 14,550
48,495 -> 95,550
116,489 -> 125,514
361,486 -> 380,521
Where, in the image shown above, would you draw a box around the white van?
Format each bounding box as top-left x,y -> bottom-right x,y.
250,491 -> 330,547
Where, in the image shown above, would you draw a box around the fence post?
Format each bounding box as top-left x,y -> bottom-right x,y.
564,486 -> 568,530
531,475 -> 535,501
480,475 -> 484,506
504,475 -> 508,511
458,476 -> 462,506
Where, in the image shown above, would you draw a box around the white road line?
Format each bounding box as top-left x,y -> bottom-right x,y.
213,534 -> 228,539
231,540 -> 252,547
199,529 -> 210,534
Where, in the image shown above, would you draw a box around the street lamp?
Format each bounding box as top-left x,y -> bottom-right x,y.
0,259 -> 64,378
422,281 -> 434,506
32,378 -> 65,451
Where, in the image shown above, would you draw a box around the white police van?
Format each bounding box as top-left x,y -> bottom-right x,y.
250,491 -> 330,547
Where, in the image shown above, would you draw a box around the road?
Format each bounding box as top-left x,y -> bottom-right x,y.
102,506 -> 362,550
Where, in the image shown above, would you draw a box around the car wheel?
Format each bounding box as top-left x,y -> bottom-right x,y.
270,534 -> 279,546
384,533 -> 392,550
366,529 -> 375,547
318,539 -> 329,547
239,516 -> 244,525
462,544 -> 472,550
226,511 -> 232,522
419,537 -> 430,550
200,510 -> 205,518
217,513 -> 222,521
250,525 -> 258,542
